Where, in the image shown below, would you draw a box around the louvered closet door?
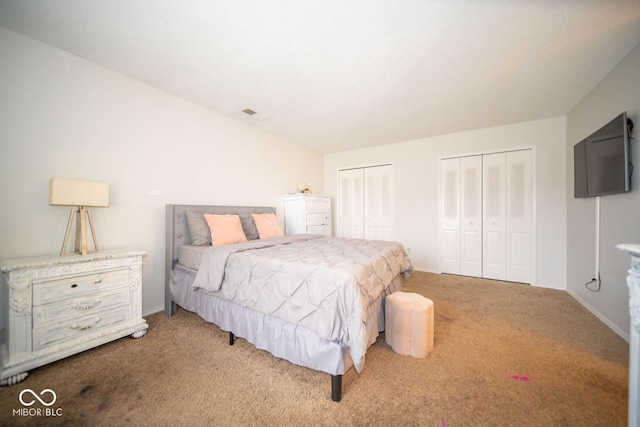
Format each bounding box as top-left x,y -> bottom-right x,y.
441,158 -> 461,274
482,153 -> 507,281
337,169 -> 364,238
441,150 -> 531,283
364,165 -> 394,240
505,150 -> 531,283
460,156 -> 483,277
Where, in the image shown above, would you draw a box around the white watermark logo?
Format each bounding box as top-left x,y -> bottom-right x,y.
13,388 -> 62,417
19,389 -> 57,406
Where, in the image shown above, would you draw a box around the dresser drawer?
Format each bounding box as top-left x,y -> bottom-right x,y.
304,200 -> 330,214
306,213 -> 330,226
33,288 -> 130,324
307,225 -> 330,235
33,269 -> 129,306
33,305 -> 129,351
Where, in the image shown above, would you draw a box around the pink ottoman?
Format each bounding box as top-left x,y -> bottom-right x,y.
385,292 -> 434,358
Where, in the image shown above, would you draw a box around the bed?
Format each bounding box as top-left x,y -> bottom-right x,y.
164,204 -> 413,401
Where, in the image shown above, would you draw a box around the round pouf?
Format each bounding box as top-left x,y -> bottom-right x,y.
385,292 -> 434,358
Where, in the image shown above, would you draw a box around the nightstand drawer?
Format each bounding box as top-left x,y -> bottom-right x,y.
33,288 -> 130,324
33,269 -> 129,306
306,213 -> 330,226
33,305 -> 129,351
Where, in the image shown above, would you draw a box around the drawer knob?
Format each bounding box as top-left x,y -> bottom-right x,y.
71,299 -> 102,311
70,318 -> 102,331
94,279 -> 103,284
71,284 -> 79,288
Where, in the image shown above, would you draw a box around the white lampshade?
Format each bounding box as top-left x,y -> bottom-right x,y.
49,178 -> 110,207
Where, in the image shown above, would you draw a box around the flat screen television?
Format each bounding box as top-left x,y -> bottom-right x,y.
574,112 -> 633,198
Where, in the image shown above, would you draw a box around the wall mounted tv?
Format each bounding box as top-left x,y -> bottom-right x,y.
574,111 -> 633,198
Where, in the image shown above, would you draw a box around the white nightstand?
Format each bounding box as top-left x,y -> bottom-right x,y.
0,249 -> 148,385
283,194 -> 332,236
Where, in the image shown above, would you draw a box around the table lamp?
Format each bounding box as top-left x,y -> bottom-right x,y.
49,178 -> 110,256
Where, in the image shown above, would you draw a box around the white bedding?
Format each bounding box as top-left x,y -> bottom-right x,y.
192,235 -> 413,372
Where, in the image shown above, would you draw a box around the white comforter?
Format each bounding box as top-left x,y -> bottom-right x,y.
192,235 -> 413,372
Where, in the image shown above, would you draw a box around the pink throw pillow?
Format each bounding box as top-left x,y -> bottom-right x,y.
252,213 -> 284,239
204,214 -> 248,246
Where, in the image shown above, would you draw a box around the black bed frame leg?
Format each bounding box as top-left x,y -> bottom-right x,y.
331,375 -> 342,402
229,332 -> 235,346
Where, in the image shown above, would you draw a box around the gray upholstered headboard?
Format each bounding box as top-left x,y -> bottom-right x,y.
164,204 -> 276,316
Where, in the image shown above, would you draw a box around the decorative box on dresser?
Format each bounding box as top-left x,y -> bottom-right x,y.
283,194 -> 332,236
0,249 -> 148,386
617,244 -> 640,427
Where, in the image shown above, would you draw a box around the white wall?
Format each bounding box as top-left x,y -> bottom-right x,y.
0,27 -> 324,316
566,42 -> 640,340
325,116 -> 567,289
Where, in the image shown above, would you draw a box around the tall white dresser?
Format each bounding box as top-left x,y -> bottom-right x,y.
0,249 -> 148,385
283,194 -> 332,236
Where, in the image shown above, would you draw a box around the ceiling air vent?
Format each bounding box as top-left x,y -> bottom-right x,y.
242,108 -> 269,121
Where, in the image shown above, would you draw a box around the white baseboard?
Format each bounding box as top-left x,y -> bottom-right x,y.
567,289 -> 630,343
413,267 -> 438,274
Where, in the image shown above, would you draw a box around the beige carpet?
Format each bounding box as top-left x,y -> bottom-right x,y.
0,272 -> 629,426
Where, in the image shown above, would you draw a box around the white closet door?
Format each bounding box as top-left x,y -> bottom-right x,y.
483,153 -> 507,281
364,165 -> 394,241
337,169 -> 364,238
506,150 -> 531,283
337,170 -> 350,238
441,150 -> 532,283
460,156 -> 483,277
441,158 -> 461,274
378,165 -> 394,240
364,168 -> 378,240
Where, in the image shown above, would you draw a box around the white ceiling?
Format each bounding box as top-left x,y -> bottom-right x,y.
1,1 -> 640,154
